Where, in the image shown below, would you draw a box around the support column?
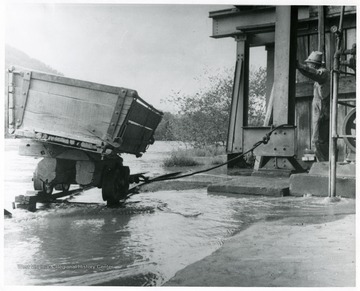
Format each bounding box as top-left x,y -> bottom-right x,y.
272,6 -> 297,125
252,6 -> 303,175
227,35 -> 249,154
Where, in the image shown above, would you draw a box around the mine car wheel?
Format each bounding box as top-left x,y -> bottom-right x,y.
102,167 -> 130,206
33,174 -> 54,195
342,108 -> 356,152
43,183 -> 54,195
33,174 -> 43,191
61,183 -> 70,193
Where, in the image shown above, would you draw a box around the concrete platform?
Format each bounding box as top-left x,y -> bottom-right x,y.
290,162 -> 356,198
290,174 -> 356,198
208,162 -> 355,198
207,176 -> 290,197
165,213 -> 356,287
309,161 -> 356,177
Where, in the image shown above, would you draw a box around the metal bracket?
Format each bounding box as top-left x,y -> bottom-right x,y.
243,126 -> 296,157
234,34 -> 247,42
261,156 -> 304,172
243,126 -> 305,174
17,70 -> 32,128
105,88 -> 127,143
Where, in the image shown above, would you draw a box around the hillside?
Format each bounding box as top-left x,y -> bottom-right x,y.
4,45 -> 64,137
5,44 -> 63,75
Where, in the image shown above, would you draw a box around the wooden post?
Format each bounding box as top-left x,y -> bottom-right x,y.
272,6 -> 297,125
227,35 -> 249,154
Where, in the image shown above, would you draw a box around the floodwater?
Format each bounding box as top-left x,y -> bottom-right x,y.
3,139 -> 356,286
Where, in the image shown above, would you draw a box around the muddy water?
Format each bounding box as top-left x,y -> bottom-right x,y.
3,139 -> 356,286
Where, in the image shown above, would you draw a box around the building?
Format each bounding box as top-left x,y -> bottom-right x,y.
208,5 -> 356,197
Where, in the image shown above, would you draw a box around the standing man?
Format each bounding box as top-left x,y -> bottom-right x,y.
296,51 -> 331,161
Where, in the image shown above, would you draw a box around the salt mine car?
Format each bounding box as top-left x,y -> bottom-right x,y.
7,66 -> 163,205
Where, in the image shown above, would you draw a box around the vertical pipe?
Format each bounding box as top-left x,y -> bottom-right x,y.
329,6 -> 345,198
338,6 -> 345,32
330,68 -> 339,198
328,70 -> 333,195
319,6 -> 327,192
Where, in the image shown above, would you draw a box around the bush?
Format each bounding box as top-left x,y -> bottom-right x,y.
162,151 -> 201,167
185,146 -> 226,157
162,145 -> 227,167
210,156 -> 226,165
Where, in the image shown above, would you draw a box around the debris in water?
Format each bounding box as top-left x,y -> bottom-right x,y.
157,204 -> 202,217
4,209 -> 12,218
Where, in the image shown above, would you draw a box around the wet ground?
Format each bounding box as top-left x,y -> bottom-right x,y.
3,139 -> 356,286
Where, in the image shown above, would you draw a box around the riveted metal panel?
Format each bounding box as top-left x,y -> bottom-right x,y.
243,126 -> 296,156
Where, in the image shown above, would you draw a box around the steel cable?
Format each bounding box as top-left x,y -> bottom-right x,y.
126,124 -> 288,198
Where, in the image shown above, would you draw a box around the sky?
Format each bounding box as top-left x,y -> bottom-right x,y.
5,2 -> 267,112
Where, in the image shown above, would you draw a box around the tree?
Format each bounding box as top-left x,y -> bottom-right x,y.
153,112 -> 177,141
164,66 -> 267,147
167,69 -> 233,147
248,67 -> 267,126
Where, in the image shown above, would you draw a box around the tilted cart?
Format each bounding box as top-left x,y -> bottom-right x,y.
7,66 -> 163,205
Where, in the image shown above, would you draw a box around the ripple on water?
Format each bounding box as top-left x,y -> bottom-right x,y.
4,140 -> 355,286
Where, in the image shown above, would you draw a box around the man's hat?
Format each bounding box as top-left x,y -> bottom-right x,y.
305,51 -> 323,65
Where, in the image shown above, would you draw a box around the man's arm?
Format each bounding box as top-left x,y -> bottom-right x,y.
296,62 -> 329,84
